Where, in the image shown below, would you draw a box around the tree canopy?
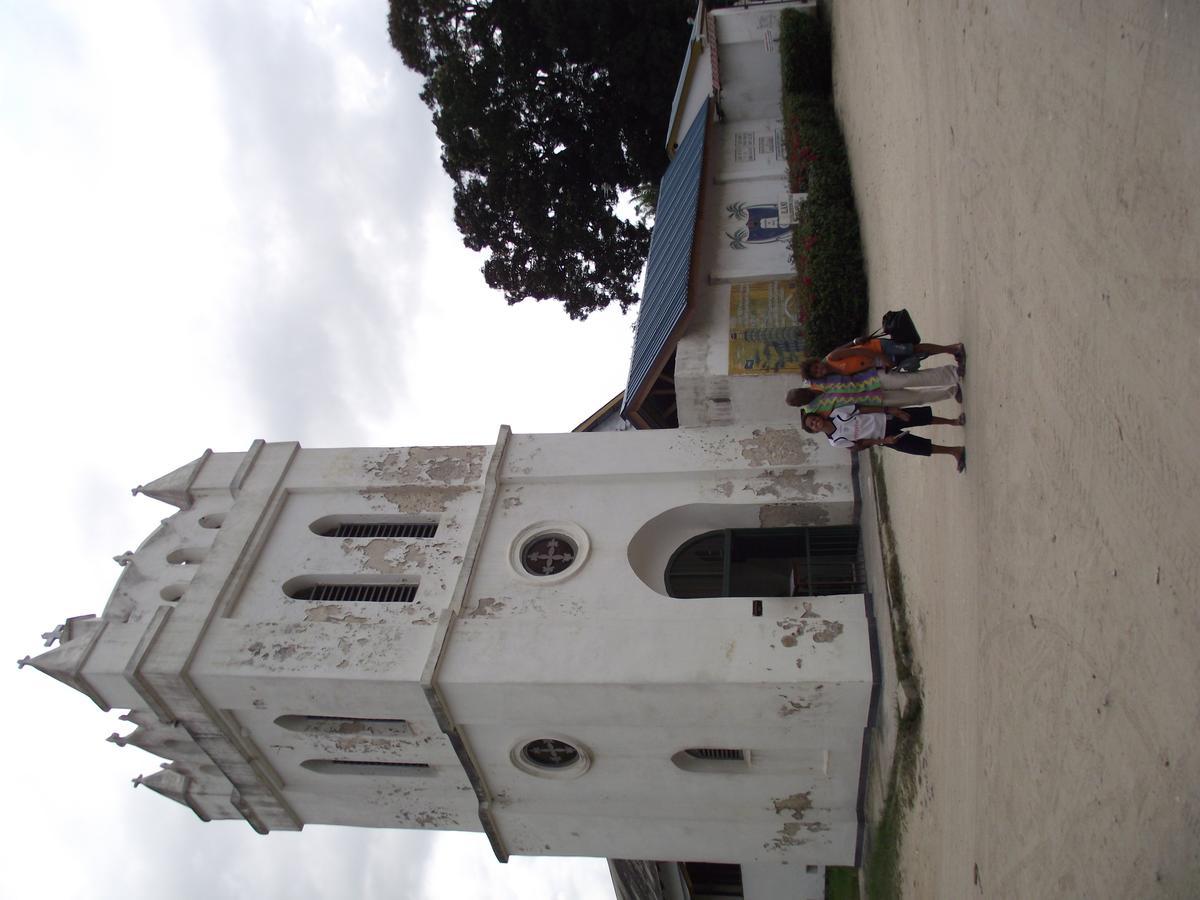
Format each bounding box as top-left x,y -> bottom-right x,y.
388,0 -> 693,318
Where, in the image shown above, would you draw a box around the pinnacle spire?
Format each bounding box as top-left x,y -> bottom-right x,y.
132,450 -> 212,510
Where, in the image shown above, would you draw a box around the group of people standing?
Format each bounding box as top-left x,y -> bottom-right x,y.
786,336 -> 969,472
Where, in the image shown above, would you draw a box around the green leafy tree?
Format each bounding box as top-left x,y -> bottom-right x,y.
388,0 -> 692,318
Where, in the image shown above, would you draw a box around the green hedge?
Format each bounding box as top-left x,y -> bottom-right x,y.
779,8 -> 833,96
786,93 -> 867,355
779,8 -> 868,357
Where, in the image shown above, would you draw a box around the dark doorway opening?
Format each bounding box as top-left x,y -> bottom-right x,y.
665,526 -> 863,598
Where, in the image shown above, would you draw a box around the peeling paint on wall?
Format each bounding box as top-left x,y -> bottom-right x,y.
304,605 -> 369,625
778,698 -> 811,716
746,469 -> 817,499
758,500 -> 831,527
364,447 -> 485,483
738,428 -> 810,467
461,597 -> 506,618
764,820 -> 807,851
360,485 -> 473,513
811,621 -> 843,643
346,538 -> 429,574
776,617 -> 843,647
773,791 -> 812,820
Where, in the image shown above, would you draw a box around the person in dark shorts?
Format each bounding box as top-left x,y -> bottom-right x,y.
801,404 -> 967,472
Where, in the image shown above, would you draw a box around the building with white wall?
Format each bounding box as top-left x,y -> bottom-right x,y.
23,423 -> 873,880
622,0 -> 816,431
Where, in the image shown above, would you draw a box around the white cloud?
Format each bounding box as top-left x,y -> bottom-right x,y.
1,0 -> 627,897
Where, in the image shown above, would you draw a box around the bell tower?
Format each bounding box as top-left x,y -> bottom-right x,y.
23,423 -> 875,866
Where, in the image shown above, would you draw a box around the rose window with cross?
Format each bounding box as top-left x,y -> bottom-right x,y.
521,535 -> 577,576
521,738 -> 580,769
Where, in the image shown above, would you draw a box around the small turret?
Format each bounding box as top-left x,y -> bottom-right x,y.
131,450 -> 212,510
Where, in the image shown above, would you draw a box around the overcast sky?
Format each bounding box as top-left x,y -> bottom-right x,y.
1,1 -> 641,897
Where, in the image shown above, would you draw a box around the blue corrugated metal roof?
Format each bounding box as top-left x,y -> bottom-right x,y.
621,99 -> 709,420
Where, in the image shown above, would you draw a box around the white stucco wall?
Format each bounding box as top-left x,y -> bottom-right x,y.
439,428 -> 870,866
676,140 -> 801,428
663,2 -> 819,431
28,424 -> 872,867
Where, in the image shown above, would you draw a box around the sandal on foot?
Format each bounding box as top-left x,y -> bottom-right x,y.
955,346 -> 967,378
957,413 -> 966,426
957,449 -> 967,473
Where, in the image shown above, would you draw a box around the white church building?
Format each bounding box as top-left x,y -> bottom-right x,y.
24,3 -> 876,899
23,426 -> 871,858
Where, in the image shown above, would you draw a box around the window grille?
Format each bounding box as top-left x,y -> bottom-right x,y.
326,522 -> 438,539
664,526 -> 863,598
301,759 -> 432,777
521,738 -> 580,769
324,760 -> 427,770
293,583 -> 418,603
275,715 -> 409,735
672,747 -> 751,773
685,748 -> 745,762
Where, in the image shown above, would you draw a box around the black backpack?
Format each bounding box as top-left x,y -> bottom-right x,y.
881,308 -> 921,344
878,309 -> 923,372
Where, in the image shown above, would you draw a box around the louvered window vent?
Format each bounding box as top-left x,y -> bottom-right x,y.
685,748 -> 746,761
275,716 -> 409,735
294,583 -> 418,603
301,759 -> 433,777
329,522 -> 438,539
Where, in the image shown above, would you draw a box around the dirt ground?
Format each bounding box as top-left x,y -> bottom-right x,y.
828,1 -> 1200,897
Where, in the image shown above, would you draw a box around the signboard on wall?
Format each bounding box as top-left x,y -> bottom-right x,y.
731,124 -> 784,165
728,280 -> 805,374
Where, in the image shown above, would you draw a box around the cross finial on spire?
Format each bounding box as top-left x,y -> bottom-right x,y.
41,624 -> 66,647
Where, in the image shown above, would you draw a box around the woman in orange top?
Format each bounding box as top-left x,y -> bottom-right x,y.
802,338 -> 965,378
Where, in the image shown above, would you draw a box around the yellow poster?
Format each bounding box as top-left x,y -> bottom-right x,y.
727,280 -> 805,374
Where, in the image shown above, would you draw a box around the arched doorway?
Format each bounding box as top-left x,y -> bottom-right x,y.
664,526 -> 862,598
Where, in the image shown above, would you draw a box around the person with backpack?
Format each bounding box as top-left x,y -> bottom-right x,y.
801,337 -> 966,379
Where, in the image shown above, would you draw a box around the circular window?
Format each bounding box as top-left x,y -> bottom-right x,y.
510,734 -> 591,779
521,534 -> 577,576
521,738 -> 579,769
508,521 -> 591,584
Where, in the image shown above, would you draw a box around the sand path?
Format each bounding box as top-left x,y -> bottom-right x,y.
829,1 -> 1200,896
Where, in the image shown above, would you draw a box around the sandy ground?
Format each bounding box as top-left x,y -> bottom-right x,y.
828,1 -> 1200,897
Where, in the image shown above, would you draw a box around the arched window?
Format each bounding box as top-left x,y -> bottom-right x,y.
671,747 -> 750,774
284,580 -> 418,603
160,584 -> 187,603
166,547 -> 206,566
301,759 -> 432,777
275,715 -> 409,736
310,516 -> 438,539
665,526 -> 861,598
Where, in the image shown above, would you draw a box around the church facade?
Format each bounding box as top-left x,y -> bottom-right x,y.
24,424 -> 872,871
